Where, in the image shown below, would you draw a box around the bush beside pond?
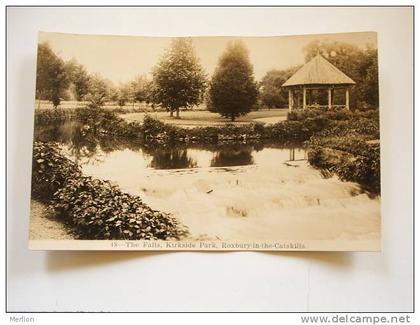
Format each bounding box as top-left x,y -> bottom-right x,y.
34,108 -> 76,125
307,143 -> 380,194
32,142 -> 82,201
140,115 -> 324,144
32,142 -> 188,240
304,109 -> 380,194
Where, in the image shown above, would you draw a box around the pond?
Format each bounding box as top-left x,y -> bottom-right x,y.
35,122 -> 381,241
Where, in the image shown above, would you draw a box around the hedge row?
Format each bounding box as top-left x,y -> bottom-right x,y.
32,142 -> 188,240
34,108 -> 76,125
307,143 -> 380,194
304,109 -> 380,194
35,106 -> 379,144
287,107 -> 379,121
137,109 -> 378,144
140,114 -> 335,144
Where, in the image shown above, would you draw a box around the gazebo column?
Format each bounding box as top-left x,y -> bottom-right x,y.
345,88 -> 350,110
288,89 -> 293,112
328,88 -> 332,109
309,89 -> 313,107
303,86 -> 307,109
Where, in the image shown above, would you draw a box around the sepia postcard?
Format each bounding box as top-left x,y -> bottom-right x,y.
29,31 -> 381,251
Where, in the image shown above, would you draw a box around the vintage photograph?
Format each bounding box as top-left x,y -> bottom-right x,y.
29,31 -> 380,250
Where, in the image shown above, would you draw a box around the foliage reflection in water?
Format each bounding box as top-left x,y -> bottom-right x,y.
34,121 -> 307,169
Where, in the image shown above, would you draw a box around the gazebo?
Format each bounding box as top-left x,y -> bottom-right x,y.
282,54 -> 356,111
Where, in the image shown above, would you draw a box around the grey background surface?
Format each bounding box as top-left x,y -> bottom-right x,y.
6,7 -> 413,312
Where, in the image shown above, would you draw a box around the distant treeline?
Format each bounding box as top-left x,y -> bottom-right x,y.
36,42 -> 155,109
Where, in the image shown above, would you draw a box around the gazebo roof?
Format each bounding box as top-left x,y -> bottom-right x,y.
282,54 -> 356,87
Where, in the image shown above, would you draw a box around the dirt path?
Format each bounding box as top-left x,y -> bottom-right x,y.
29,200 -> 74,240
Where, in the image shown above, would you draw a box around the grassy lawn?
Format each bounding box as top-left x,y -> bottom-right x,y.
120,109 -> 289,128
35,100 -> 288,128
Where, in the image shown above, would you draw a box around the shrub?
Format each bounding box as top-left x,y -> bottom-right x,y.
142,114 -> 172,139
34,108 -> 75,125
310,118 -> 379,140
308,143 -> 380,194
32,142 -> 82,201
118,121 -> 143,139
303,108 -> 380,194
74,106 -> 136,139
287,108 -> 378,123
253,122 -> 265,137
266,118 -> 329,142
75,106 -> 121,130
51,176 -> 188,240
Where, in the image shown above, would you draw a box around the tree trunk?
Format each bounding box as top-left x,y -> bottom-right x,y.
176,108 -> 180,118
170,110 -> 173,117
230,115 -> 235,122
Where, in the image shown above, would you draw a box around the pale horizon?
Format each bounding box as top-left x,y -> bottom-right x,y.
39,31 -> 377,84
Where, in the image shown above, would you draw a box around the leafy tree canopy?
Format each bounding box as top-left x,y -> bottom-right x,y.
36,42 -> 70,108
152,38 -> 207,117
208,41 -> 258,121
259,66 -> 301,109
84,73 -> 110,109
304,40 -> 379,108
65,59 -> 91,101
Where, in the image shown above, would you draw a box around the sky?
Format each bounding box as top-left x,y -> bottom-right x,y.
39,31 -> 377,84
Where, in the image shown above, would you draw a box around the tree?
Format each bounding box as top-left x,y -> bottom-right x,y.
36,42 -> 70,108
259,66 -> 301,108
65,59 -> 91,101
152,38 -> 207,118
208,41 -> 258,121
116,83 -> 132,108
143,79 -> 157,105
84,73 -> 109,108
357,47 -> 379,108
108,86 -> 120,104
130,75 -> 152,104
